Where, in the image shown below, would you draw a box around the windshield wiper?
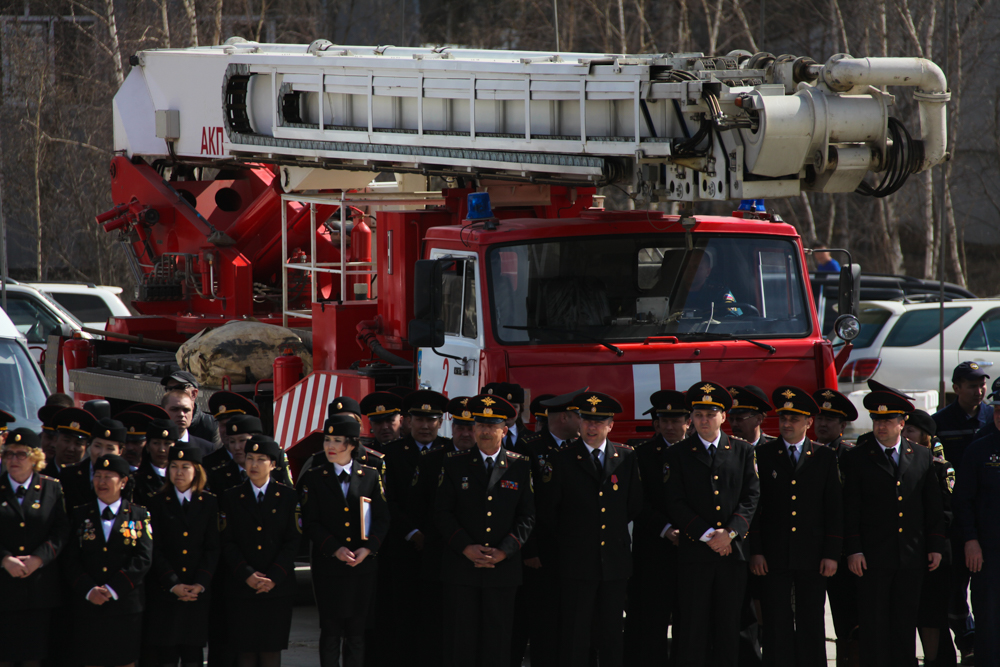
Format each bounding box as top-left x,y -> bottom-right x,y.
676,332 -> 777,354
503,325 -> 624,357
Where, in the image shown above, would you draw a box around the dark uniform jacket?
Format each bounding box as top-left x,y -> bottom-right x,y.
62,459 -> 136,510
632,436 -> 677,561
435,447 -> 535,587
518,431 -> 568,561
381,435 -> 453,543
147,489 -> 220,594
544,439 -> 642,581
0,472 -> 69,608
299,460 -> 390,569
189,408 -> 221,449
219,480 -> 301,600
130,460 -> 168,508
63,498 -> 153,615
664,432 -> 760,563
954,431 -> 1000,553
301,444 -> 387,482
842,434 -> 947,569
749,437 -> 843,570
750,433 -> 777,449
205,449 -> 293,495
933,400 -> 994,467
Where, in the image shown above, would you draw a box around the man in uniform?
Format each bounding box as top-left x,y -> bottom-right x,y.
38,394 -> 74,476
843,390 -> 946,667
664,381 -> 759,667
205,414 -> 263,493
811,387 -> 861,665
51,406 -> 92,472
728,385 -> 775,448
528,394 -> 554,435
749,387 -> 842,667
954,392 -> 1000,667
436,394 -> 534,667
359,391 -> 406,448
208,391 -> 261,432
933,361 -> 992,659
447,397 -> 477,451
625,390 -> 689,664
484,382 -> 528,452
161,370 -> 221,447
62,417 -> 130,509
545,391 -> 641,667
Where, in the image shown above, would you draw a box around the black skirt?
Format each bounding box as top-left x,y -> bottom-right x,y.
312,561 -> 377,621
917,562 -> 951,627
0,608 -> 51,660
227,594 -> 294,652
145,588 -> 212,647
74,610 -> 143,665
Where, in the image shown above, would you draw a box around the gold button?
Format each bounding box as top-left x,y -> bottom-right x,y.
257,526 -> 262,531
19,522 -> 25,527
346,537 -> 352,542
601,508 -> 606,513
601,525 -> 606,529
601,541 -> 605,546
103,547 -> 107,552
716,506 -> 721,511
102,567 -> 107,572
714,475 -> 719,480
344,507 -> 349,512
599,492 -> 603,497
486,527 -> 491,532
487,496 -> 492,501
898,496 -> 903,501
792,511 -> 797,516
791,527 -> 797,532
714,491 -> 719,495
183,532 -> 188,537
899,512 -> 903,517
791,496 -> 796,500
896,481 -> 901,486
182,549 -> 188,555
257,545 -> 262,550
18,546 -> 24,551
899,528 -> 903,533
181,567 -> 187,572
345,522 -> 350,527
487,512 -> 492,517
717,522 -> 722,526
791,480 -> 797,485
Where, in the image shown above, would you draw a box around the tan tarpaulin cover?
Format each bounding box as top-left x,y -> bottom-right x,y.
176,321 -> 312,387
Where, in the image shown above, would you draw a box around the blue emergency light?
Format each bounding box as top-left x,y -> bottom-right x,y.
738,199 -> 767,212
466,192 -> 494,220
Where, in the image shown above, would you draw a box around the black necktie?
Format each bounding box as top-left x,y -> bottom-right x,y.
240,470 -> 248,482
257,491 -> 264,504
15,486 -> 26,499
789,445 -> 798,464
485,457 -> 494,476
886,448 -> 898,471
592,449 -> 602,473
102,507 -> 114,521
708,444 -> 717,458
338,471 -> 349,484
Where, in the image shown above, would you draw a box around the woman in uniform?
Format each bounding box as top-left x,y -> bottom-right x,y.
0,428 -> 69,667
220,434 -> 300,667
63,454 -> 153,667
146,441 -> 220,667
299,414 -> 390,667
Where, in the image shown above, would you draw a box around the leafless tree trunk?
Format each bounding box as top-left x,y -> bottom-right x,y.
699,0 -> 726,54
731,0 -> 757,52
31,86 -> 44,281
182,0 -> 199,46
799,193 -> 818,243
616,0 -> 626,52
160,0 -> 171,47
104,0 -> 125,87
212,0 -> 225,45
922,171 -> 936,279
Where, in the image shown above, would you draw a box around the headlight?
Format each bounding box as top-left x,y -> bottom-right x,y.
834,314 -> 861,341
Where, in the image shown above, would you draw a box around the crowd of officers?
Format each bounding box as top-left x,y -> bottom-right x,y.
1,361 -> 999,667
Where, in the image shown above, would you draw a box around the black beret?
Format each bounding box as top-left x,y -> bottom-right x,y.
323,414 -> 362,438
328,396 -> 362,419
147,418 -> 180,442
226,414 -> 264,436
168,442 -> 203,464
0,409 -> 15,430
572,392 -> 623,420
94,454 -> 130,477
907,409 -> 937,437
244,435 -> 282,462
6,428 -> 40,449
94,418 -> 128,443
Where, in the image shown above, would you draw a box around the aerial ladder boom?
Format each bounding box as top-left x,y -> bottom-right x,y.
115,40 -> 949,202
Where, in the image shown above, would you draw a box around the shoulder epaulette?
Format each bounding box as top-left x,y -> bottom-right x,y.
39,474 -> 58,482
446,450 -> 471,458
199,490 -> 217,499
506,451 -> 527,461
613,443 -> 633,451
523,433 -> 541,444
366,449 -> 385,459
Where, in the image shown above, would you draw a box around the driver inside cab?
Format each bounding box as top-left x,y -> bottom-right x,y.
673,249 -> 742,318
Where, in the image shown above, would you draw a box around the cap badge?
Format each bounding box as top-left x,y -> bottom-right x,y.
376,405 -> 385,413
162,430 -> 169,438
781,389 -> 796,399
103,459 -> 110,467
732,399 -> 740,407
70,421 -> 80,430
421,404 -> 432,411
823,401 -> 832,409
128,427 -> 136,433
822,390 -> 835,398
484,408 -> 493,415
784,402 -> 793,409
487,388 -> 494,394
252,444 -> 259,452
703,395 -> 713,403
231,424 -> 238,432
665,404 -> 672,411
878,405 -> 888,412
700,384 -> 715,393
178,450 -> 185,459
336,402 -> 342,409
506,393 -> 513,400
218,405 -> 226,413
104,430 -> 111,437
482,397 -> 496,406
587,395 -> 602,406
971,363 -> 979,369
13,434 -> 20,442
462,410 -> 471,419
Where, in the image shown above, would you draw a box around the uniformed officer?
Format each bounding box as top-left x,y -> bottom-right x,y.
749,387 -> 842,667
299,414 -> 390,667
436,394 -> 534,667
207,391 -> 261,433
625,390 -> 689,665
359,391 -> 406,447
205,414 -> 266,494
953,393 -> 1000,667
483,382 -> 528,451
63,454 -> 153,667
528,393 -> 555,434
447,397 -> 478,452
132,418 -> 179,506
903,410 -> 958,667
843,390 -> 946,667
62,417 -> 130,509
115,411 -> 151,470
299,397 -> 387,478
145,441 -> 220,667
933,361 -> 991,659
509,388 -> 586,667
545,391 -> 641,667
811,387 -> 860,665
219,434 -> 301,667
664,381 -> 759,667
728,385 -> 775,448
38,398 -> 72,477
0,428 -> 69,666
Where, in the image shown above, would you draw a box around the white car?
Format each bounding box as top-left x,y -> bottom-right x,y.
0,283 -> 88,364
838,299 -> 1000,400
27,282 -> 131,330
0,308 -> 49,431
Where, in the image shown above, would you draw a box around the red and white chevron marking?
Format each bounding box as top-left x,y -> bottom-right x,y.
273,372 -> 339,450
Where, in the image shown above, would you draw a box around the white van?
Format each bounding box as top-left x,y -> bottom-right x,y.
26,282 -> 131,331
0,308 -> 49,431
0,282 -> 88,364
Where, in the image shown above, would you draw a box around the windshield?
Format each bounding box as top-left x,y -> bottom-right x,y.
488,234 -> 812,343
0,339 -> 47,430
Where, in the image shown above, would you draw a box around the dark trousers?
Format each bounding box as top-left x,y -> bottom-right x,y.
949,556 -> 975,652
511,564 -> 559,667
449,584 -> 518,667
558,577 -> 628,667
826,559 -> 859,640
971,561 -> 1000,667
856,567 -> 924,667
673,558 -> 747,667
623,557 -> 674,666
758,568 -> 828,667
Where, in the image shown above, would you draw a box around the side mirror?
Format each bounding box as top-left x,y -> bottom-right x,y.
838,263 -> 861,318
407,259 -> 446,348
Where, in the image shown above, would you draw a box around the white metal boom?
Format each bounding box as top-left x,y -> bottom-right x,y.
115,40 -> 950,202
